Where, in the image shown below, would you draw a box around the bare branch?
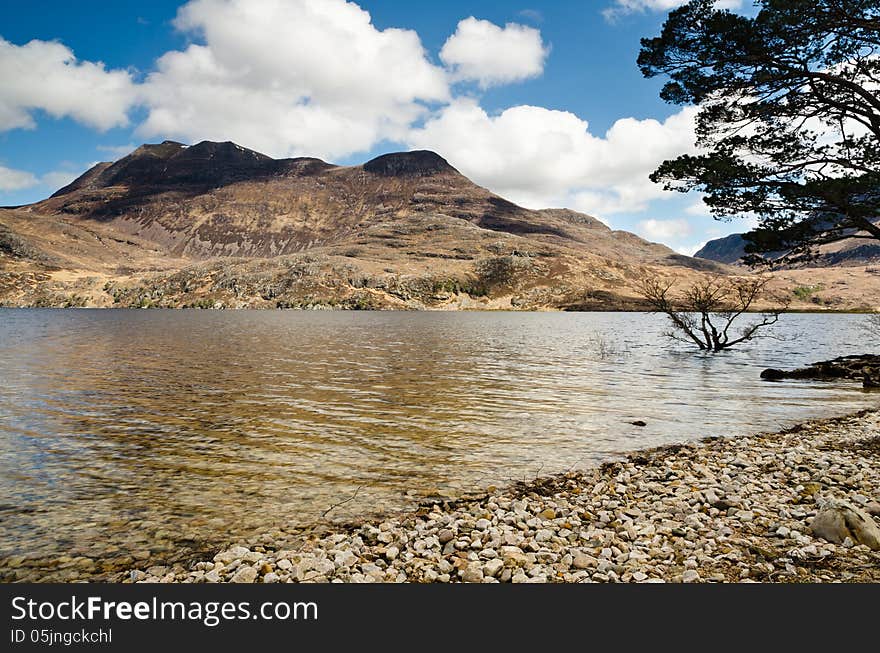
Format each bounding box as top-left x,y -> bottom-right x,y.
321,485 -> 365,519
639,275 -> 787,352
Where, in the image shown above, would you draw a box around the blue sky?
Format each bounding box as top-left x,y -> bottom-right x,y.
0,0 -> 754,254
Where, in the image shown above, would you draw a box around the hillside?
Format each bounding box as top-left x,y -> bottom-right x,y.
1,141 -> 877,311
696,228 -> 880,268
694,234 -> 750,266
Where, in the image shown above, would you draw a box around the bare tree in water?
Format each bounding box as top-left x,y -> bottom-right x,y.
864,314 -> 880,339
639,276 -> 787,352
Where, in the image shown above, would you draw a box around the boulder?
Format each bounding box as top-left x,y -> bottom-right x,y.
230,566 -> 258,583
461,563 -> 484,583
761,355 -> 880,388
810,499 -> 880,550
809,507 -> 850,544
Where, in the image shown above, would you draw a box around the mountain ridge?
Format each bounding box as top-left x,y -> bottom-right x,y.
29,140 -> 685,264
696,226 -> 880,268
2,140 -> 876,311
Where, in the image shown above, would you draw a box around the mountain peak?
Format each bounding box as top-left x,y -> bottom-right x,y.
90,140 -> 279,189
363,151 -> 457,177
127,140 -> 187,160
179,140 -> 273,162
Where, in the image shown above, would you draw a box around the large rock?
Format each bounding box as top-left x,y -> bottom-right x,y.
809,507 -> 850,544
762,355 -> 880,388
230,566 -> 258,583
461,563 -> 484,583
810,499 -> 880,550
214,546 -> 258,565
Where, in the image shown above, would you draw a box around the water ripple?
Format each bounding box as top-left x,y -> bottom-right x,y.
0,309 -> 876,577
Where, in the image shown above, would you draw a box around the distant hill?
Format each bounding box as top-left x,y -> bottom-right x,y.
3,140 -> 878,311
696,225 -> 880,268
694,234 -> 749,265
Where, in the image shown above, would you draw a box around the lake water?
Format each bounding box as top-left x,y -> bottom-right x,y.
0,309 -> 877,580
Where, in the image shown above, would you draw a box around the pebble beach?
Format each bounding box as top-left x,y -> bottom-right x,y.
130,409 -> 880,584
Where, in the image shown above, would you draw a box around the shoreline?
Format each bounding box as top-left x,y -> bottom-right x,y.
1,306 -> 877,315
128,408 -> 880,584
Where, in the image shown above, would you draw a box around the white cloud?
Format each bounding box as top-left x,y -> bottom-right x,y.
677,240 -> 707,256
0,162 -> 96,196
440,18 -> 548,88
137,0 -> 449,160
0,165 -> 39,192
603,0 -> 742,20
0,37 -> 136,132
637,217 -> 693,242
0,0 -> 712,245
686,195 -> 763,235
406,99 -> 699,219
636,218 -> 710,255
518,9 -> 544,23
97,143 -> 137,159
686,197 -> 711,216
40,169 -> 81,190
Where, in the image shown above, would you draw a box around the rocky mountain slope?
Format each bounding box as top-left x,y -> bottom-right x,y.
696,228 -> 880,268
1,141 -> 877,310
694,234 -> 751,266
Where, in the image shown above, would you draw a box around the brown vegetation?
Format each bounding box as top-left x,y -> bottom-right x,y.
1,141 -> 877,310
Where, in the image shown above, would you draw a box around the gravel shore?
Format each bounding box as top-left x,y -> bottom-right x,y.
131,409 -> 880,584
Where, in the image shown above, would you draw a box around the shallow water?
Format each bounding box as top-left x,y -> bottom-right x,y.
0,309 -> 876,579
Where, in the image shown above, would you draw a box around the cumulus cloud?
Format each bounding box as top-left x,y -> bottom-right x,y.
636,218 -> 710,256
678,240 -> 707,256
440,17 -> 548,88
685,197 -> 712,216
687,195 -> 763,235
603,0 -> 742,20
40,169 -> 82,190
637,217 -> 693,241
96,143 -> 138,159
406,99 -> 699,218
137,0 -> 449,160
0,37 -> 136,132
0,165 -> 39,192
0,162 -> 96,196
0,0 -> 713,250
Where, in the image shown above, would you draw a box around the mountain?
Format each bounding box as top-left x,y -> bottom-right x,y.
694,234 -> 749,265
2,141 -> 877,311
696,226 -> 880,268
34,141 -> 677,263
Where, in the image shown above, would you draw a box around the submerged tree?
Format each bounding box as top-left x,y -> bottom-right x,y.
864,313 -> 880,337
639,0 -> 880,265
639,276 -> 787,351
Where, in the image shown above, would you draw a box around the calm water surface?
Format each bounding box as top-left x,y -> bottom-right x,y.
0,310 -> 876,579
